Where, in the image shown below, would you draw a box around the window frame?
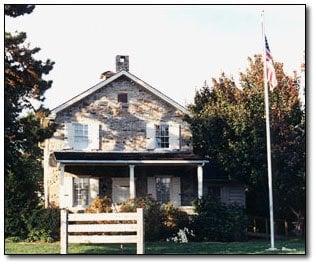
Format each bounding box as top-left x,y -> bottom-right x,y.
155,124 -> 170,149
73,123 -> 89,150
155,176 -> 171,204
73,177 -> 90,208
118,93 -> 128,104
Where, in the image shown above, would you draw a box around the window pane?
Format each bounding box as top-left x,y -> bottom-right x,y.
155,124 -> 169,148
73,178 -> 90,207
156,177 -> 171,204
73,123 -> 89,148
118,93 -> 128,103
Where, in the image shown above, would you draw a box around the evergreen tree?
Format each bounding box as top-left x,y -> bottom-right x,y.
5,5 -> 56,237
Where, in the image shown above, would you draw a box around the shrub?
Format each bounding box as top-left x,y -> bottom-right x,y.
161,203 -> 190,239
26,229 -> 54,243
5,236 -> 22,243
119,196 -> 163,241
86,196 -> 112,213
192,197 -> 247,242
26,208 -> 60,242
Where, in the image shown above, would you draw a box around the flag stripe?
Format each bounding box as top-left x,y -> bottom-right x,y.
265,35 -> 278,90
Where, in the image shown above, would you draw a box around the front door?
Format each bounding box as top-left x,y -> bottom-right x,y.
112,177 -> 129,204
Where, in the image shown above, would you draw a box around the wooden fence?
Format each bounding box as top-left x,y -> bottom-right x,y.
60,208 -> 144,254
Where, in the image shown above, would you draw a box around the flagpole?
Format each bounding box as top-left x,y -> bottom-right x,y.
261,10 -> 276,250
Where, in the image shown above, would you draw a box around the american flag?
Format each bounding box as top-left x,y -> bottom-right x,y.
265,36 -> 278,90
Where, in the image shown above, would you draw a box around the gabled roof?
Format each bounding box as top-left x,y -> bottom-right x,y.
50,70 -> 189,117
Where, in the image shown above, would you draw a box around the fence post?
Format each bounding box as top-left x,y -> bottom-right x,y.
60,209 -> 68,254
136,208 -> 144,254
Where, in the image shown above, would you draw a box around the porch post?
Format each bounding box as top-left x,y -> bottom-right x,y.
59,163 -> 65,208
129,165 -> 136,199
197,164 -> 204,199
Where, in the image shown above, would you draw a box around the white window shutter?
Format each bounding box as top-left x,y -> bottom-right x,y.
147,177 -> 157,200
62,175 -> 73,209
89,123 -> 100,150
89,178 -> 99,202
170,177 -> 181,207
169,123 -> 180,150
112,178 -> 129,204
146,122 -> 156,150
64,123 -> 73,149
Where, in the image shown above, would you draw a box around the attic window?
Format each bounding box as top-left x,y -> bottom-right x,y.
118,93 -> 128,104
120,57 -> 125,62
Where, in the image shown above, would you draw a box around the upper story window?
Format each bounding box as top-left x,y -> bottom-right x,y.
155,124 -> 169,148
73,177 -> 90,207
73,123 -> 89,150
118,93 -> 128,104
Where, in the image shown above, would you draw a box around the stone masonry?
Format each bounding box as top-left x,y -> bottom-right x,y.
44,74 -> 193,207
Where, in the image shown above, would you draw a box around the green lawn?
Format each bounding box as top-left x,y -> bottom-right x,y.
5,239 -> 305,255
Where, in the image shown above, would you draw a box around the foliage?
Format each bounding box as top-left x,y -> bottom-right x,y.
166,228 -> 194,243
26,208 -> 60,242
5,4 -> 35,17
26,229 -> 54,243
161,203 -> 190,240
186,55 -> 305,231
119,198 -> 190,241
85,196 -> 112,213
5,5 -> 56,238
5,236 -> 22,243
119,196 -> 164,241
192,197 -> 247,242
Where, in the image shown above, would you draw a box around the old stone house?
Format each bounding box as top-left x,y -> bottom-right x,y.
44,55 -> 245,213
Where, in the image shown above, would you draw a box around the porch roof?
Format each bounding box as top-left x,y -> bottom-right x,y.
54,151 -> 209,165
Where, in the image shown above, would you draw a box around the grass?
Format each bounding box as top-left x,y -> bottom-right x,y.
5,239 -> 305,255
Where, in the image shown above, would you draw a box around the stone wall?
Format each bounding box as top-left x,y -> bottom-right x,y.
44,75 -> 193,207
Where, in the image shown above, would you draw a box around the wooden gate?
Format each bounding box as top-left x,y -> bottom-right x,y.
60,208 -> 144,254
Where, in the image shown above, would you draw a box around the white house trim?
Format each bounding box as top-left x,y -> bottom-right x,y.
50,70 -> 189,117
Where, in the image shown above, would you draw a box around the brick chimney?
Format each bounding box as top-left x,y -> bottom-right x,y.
116,55 -> 129,72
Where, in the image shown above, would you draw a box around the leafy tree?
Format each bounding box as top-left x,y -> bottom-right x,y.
5,5 -> 56,237
186,55 -> 305,234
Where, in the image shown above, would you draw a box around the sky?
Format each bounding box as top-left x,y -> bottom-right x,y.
5,5 -> 305,110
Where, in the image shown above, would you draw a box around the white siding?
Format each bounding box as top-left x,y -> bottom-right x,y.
221,185 -> 245,207
228,186 -> 245,207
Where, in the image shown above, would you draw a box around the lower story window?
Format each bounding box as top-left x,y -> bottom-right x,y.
73,178 -> 89,207
156,177 -> 171,204
207,186 -> 221,200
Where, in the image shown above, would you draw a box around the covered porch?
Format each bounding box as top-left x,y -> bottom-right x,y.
54,152 -> 209,213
